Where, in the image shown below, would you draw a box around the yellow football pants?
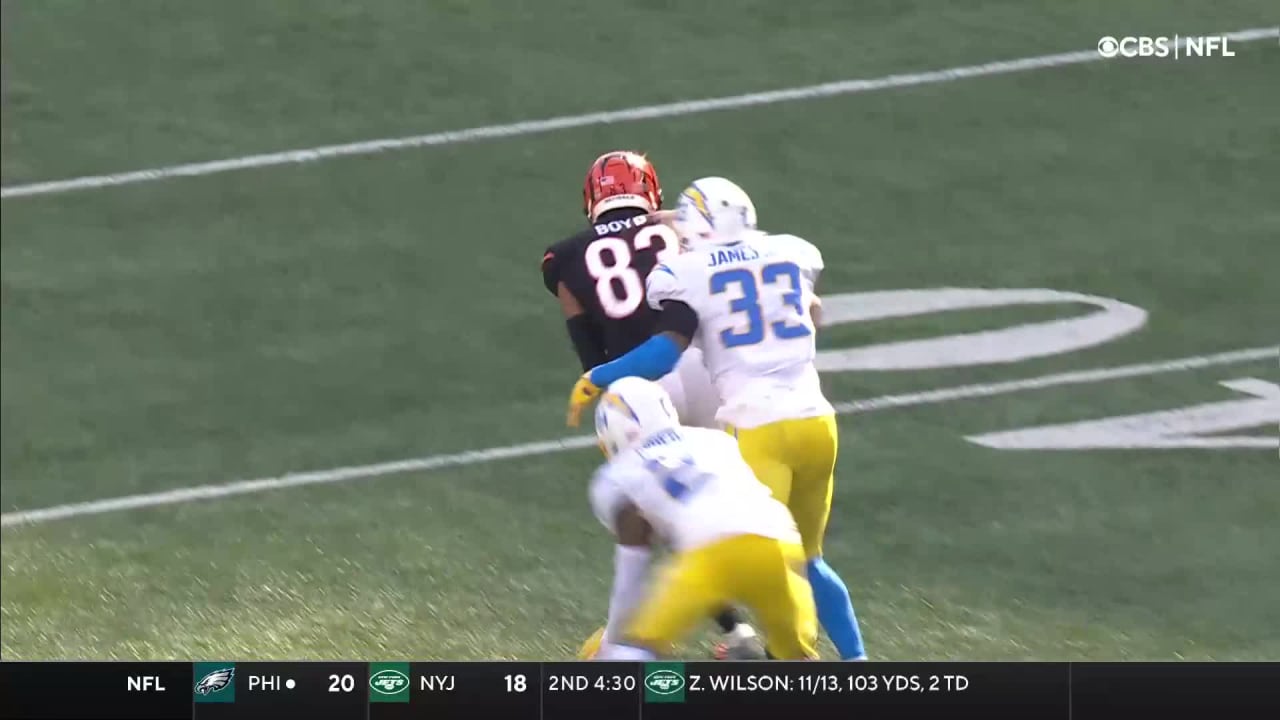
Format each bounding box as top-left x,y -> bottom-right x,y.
724,415 -> 838,559
622,534 -> 818,660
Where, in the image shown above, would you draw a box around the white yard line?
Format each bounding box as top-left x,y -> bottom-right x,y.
2,345 -> 1274,529
4,26 -> 1276,200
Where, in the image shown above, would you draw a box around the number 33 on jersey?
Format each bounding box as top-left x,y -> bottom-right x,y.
646,232 -> 829,429
650,233 -> 821,346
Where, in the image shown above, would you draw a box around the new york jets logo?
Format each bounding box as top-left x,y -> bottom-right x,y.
645,670 -> 684,695
369,669 -> 409,695
195,668 -> 234,695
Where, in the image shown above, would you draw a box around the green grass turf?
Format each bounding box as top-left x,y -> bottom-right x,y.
2,1 -> 1278,660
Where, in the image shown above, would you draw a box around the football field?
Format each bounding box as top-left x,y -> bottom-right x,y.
2,1 -> 1278,661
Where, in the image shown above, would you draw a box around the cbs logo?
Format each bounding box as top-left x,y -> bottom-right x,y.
1097,36 -> 1173,58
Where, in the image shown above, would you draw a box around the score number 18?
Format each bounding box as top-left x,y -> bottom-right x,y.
504,674 -> 528,693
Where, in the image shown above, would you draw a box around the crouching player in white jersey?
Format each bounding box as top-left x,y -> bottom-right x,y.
586,377 -> 818,661
568,177 -> 867,660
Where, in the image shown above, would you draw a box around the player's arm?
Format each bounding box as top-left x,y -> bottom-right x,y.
566,264 -> 695,425
586,301 -> 694,387
807,263 -> 823,327
603,502 -> 654,643
543,248 -> 609,370
801,239 -> 825,328
584,263 -> 698,387
589,471 -> 655,643
557,283 -> 609,370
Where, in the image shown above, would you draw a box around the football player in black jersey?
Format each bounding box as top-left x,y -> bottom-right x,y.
542,151 -> 763,660
542,152 -> 722,431
541,151 -> 677,370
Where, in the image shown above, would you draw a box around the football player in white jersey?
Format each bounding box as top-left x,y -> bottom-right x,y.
567,177 -> 866,660
584,377 -> 818,661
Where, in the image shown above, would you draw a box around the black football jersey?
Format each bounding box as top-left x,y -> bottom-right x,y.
542,209 -> 682,358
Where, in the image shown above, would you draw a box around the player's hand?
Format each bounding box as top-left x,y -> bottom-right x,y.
577,626 -> 606,660
567,373 -> 602,427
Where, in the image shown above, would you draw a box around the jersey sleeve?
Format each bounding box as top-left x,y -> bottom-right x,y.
540,245 -> 563,296
589,464 -> 630,534
645,259 -> 696,310
779,234 -> 824,288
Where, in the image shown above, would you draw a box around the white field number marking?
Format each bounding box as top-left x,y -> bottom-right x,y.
815,288 -> 1147,371
968,378 -> 1280,450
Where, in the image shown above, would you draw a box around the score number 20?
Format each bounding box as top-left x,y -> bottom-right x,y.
328,674 -> 356,692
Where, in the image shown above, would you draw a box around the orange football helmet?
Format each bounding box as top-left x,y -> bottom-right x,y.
582,151 -> 662,222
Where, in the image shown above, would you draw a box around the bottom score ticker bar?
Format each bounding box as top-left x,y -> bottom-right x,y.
1,661 -> 1277,720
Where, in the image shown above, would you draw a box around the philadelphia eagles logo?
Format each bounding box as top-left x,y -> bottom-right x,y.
195,667 -> 234,695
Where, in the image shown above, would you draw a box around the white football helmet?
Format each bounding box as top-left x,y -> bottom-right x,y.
671,176 -> 758,249
594,377 -> 681,457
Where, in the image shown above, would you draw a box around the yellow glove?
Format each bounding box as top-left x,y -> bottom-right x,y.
567,373 -> 602,427
577,626 -> 606,660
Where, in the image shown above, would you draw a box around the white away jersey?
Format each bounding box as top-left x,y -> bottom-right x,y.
646,232 -> 835,428
589,426 -> 800,552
